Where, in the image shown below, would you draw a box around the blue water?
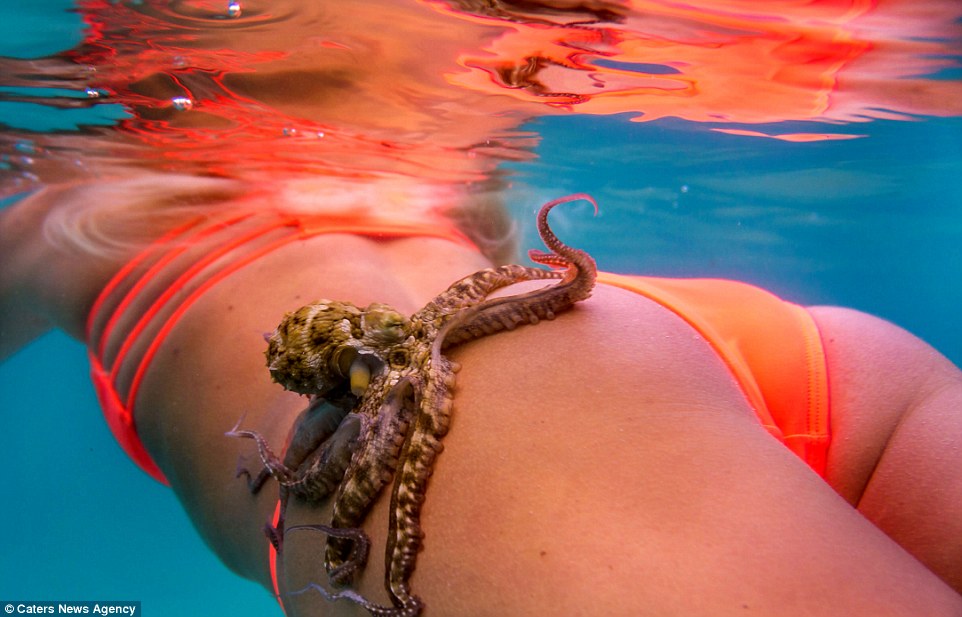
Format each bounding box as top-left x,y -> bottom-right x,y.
507,114 -> 962,366
0,1 -> 292,615
0,333 -> 279,615
1,2 -> 960,616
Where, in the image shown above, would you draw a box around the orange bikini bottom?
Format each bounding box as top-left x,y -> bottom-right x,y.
599,273 -> 830,477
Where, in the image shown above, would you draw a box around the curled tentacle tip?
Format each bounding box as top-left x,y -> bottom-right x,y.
225,412 -> 250,436
527,248 -> 564,264
543,193 -> 599,215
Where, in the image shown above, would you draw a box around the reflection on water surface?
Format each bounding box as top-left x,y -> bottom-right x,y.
1,0 -> 959,194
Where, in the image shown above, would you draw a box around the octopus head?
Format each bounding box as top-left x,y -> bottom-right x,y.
265,300 -> 379,396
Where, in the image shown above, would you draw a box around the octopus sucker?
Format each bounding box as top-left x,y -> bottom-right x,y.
229,194 -> 598,615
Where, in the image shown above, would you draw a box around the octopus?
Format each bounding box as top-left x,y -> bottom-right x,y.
228,194 -> 598,616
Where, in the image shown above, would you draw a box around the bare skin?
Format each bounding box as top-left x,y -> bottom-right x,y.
1,189 -> 961,616
228,195 -> 597,615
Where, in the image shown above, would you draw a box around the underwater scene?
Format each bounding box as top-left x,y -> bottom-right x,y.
1,0 -> 960,615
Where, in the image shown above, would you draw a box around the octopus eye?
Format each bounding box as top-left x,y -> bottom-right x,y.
361,303 -> 409,346
388,349 -> 409,368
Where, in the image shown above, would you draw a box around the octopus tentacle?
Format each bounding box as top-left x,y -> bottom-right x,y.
531,192 -> 598,285
289,581 -> 422,617
232,389 -> 357,493
226,421 -> 296,486
235,458 -> 272,493
414,264 -> 562,325
287,522 -> 373,589
228,412 -> 362,549
237,195 -> 600,617
286,413 -> 362,499
377,196 -> 597,608
325,376 -> 419,583
226,421 -> 299,549
442,194 -> 597,346
277,393 -> 354,481
287,525 -> 422,617
381,316 -> 464,608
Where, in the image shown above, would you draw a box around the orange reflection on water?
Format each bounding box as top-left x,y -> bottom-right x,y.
711,129 -> 868,142
436,0 -> 962,136
40,0 -> 962,187
69,0 -> 542,183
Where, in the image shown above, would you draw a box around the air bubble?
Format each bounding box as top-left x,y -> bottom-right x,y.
227,1 -> 241,18
171,97 -> 194,111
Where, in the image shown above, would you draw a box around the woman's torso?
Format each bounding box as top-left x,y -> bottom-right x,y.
118,234 -> 912,589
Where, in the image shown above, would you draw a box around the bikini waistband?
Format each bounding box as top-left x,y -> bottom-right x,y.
86,211 -> 478,484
